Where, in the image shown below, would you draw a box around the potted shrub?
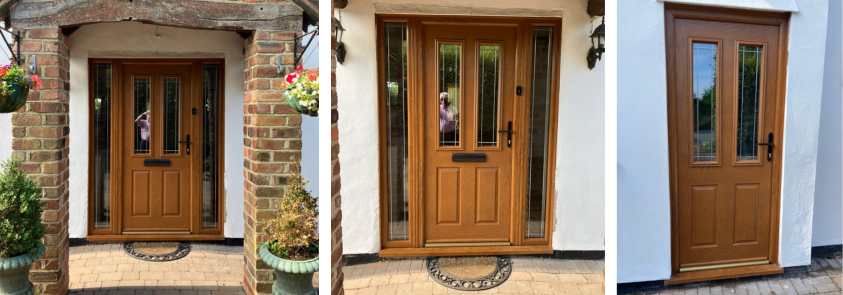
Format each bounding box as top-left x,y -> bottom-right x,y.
259,165 -> 318,295
0,156 -> 46,295
281,66 -> 319,117
0,63 -> 41,113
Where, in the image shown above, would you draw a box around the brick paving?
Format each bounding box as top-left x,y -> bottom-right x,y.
342,257 -> 604,294
625,255 -> 842,295
66,243 -> 319,295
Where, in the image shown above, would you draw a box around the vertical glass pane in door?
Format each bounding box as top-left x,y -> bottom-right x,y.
384,22 -> 409,240
134,78 -> 151,154
526,27 -> 553,239
692,43 -> 717,162
438,43 -> 461,147
163,78 -> 180,154
737,46 -> 762,161
93,63 -> 111,229
203,65 -> 220,229
477,45 -> 501,147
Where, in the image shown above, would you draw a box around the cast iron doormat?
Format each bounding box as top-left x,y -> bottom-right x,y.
426,256 -> 512,291
124,242 -> 191,262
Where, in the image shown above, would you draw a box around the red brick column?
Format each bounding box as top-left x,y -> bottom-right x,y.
242,30 -> 302,295
330,0 -> 346,293
10,28 -> 71,295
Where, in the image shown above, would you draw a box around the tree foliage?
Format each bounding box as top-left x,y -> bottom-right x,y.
0,155 -> 45,258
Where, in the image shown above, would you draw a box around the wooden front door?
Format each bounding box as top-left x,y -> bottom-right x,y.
671,18 -> 782,269
121,64 -> 193,233
422,24 -> 517,244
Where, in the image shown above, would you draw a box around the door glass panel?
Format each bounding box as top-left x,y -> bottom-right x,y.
737,46 -> 762,161
134,78 -> 151,154
203,65 -> 220,229
477,45 -> 501,147
526,27 -> 553,239
93,63 -> 112,229
384,22 -> 409,240
692,43 -> 717,162
163,78 -> 180,154
438,43 -> 461,147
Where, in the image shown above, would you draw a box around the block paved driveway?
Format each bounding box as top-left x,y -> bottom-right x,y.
343,257 -> 604,295
68,243 -> 319,295
625,255 -> 842,295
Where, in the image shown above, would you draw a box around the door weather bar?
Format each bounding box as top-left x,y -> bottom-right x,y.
424,242 -> 511,247
121,231 -> 191,235
678,260 -> 770,272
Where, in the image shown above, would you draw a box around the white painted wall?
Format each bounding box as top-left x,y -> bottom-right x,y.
618,0 -> 830,283
336,0 -> 605,254
66,22 -> 246,238
812,0 -> 842,247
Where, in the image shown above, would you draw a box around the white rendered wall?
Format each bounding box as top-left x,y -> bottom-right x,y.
66,22 -> 246,238
811,0 -> 842,247
618,0 -> 829,283
336,0 -> 605,254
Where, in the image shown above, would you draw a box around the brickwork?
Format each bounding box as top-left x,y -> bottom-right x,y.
331,0 -> 346,294
241,30 -> 303,295
10,27 -> 72,295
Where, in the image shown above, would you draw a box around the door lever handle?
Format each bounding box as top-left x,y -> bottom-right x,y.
497,121 -> 512,148
758,133 -> 773,161
178,134 -> 190,155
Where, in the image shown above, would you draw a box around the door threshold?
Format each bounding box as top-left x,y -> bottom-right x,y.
666,264 -> 783,285
380,245 -> 552,258
87,234 -> 224,242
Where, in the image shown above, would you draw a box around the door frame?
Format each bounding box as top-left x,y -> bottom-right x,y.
86,58 -> 226,241
375,15 -> 563,257
664,3 -> 789,284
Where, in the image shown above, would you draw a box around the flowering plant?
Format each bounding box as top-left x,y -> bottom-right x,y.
281,65 -> 318,116
0,63 -> 40,96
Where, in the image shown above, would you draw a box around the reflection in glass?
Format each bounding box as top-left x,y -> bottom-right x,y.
163,78 -> 180,154
203,65 -> 220,229
477,45 -> 501,147
134,78 -> 151,154
439,44 -> 461,147
526,27 -> 553,239
93,63 -> 111,229
737,46 -> 762,161
692,43 -> 717,162
384,23 -> 409,240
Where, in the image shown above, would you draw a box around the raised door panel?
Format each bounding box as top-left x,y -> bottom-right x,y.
690,185 -> 717,247
436,168 -> 461,224
475,168 -> 499,224
162,171 -> 182,216
733,184 -> 759,244
132,171 -> 151,216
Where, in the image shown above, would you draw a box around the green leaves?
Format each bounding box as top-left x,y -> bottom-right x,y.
0,155 -> 46,258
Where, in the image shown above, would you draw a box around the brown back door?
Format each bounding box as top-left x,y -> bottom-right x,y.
122,64 -> 193,233
672,18 -> 781,268
423,24 -> 517,244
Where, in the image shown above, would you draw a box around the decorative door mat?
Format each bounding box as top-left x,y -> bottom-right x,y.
124,242 -> 190,262
426,256 -> 512,291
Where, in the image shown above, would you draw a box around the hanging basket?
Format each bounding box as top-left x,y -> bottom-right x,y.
285,90 -> 318,117
0,83 -> 30,113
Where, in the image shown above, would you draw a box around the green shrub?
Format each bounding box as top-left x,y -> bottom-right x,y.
0,155 -> 45,258
262,163 -> 318,261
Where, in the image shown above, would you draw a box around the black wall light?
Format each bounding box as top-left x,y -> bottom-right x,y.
587,17 -> 605,70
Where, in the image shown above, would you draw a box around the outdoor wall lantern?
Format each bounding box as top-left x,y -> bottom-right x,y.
333,16 -> 346,64
587,17 -> 605,70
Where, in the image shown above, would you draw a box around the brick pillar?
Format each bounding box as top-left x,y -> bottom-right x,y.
10,28 -> 71,295
330,1 -> 346,293
242,30 -> 302,295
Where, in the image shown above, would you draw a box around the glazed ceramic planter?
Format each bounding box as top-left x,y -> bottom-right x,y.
0,244 -> 45,295
258,245 -> 319,295
285,90 -> 318,117
0,83 -> 30,113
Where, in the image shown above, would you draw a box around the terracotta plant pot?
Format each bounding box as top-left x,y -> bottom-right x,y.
0,83 -> 31,113
285,90 -> 318,117
0,244 -> 45,295
258,245 -> 318,295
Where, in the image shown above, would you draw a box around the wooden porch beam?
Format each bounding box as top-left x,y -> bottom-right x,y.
587,0 -> 605,16
10,0 -> 304,31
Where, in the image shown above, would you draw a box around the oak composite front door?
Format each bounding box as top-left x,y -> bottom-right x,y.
121,64 -> 193,233
422,24 -> 517,245
670,16 -> 783,272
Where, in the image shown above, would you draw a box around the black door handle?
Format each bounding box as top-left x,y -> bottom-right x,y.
757,133 -> 773,161
497,121 -> 512,147
178,134 -> 190,155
